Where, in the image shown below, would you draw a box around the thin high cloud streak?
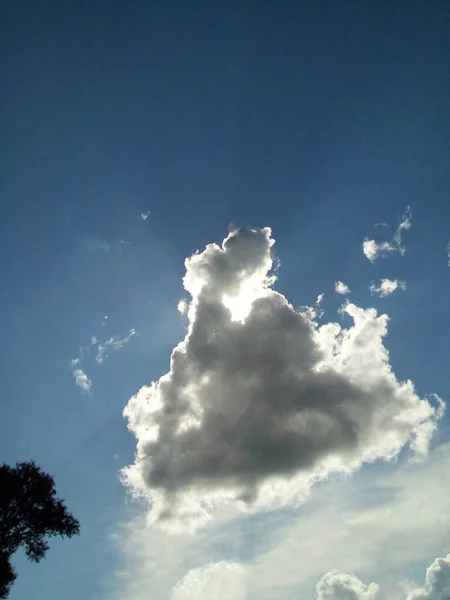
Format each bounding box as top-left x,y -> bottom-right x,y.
369,279 -> 406,298
363,206 -> 412,262
84,235 -> 112,253
334,281 -> 350,295
82,235 -> 131,254
70,328 -> 136,394
315,553 -> 450,599
122,226 -> 443,532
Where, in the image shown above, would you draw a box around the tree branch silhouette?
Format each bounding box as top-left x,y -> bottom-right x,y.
0,461 -> 80,598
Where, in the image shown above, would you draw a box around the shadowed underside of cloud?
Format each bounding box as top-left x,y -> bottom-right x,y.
122,226 -> 443,532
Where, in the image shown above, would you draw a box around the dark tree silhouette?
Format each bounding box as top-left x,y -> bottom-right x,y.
0,461 -> 80,598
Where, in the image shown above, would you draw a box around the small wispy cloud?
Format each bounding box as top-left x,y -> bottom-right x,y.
393,206 -> 412,256
84,235 -> 112,253
312,293 -> 325,319
334,281 -> 351,295
72,368 -> 92,395
177,299 -> 188,315
363,206 -> 412,262
82,235 -> 133,255
95,329 -> 137,364
447,242 -> 450,267
70,327 -> 137,394
140,211 -> 151,221
369,279 -> 406,298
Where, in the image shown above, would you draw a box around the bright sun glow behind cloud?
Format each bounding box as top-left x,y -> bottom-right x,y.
221,274 -> 273,322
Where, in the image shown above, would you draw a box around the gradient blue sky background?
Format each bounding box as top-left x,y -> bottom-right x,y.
1,2 -> 449,599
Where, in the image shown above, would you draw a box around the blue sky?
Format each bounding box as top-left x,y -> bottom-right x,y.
1,2 -> 450,599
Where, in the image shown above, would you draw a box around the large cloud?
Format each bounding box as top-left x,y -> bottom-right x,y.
316,571 -> 379,600
122,226 -> 443,531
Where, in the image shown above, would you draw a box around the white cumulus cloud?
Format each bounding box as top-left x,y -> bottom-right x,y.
141,211 -> 151,220
316,570 -> 379,600
121,226 -> 443,532
335,281 -> 351,295
369,279 -> 406,298
315,553 -> 450,600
